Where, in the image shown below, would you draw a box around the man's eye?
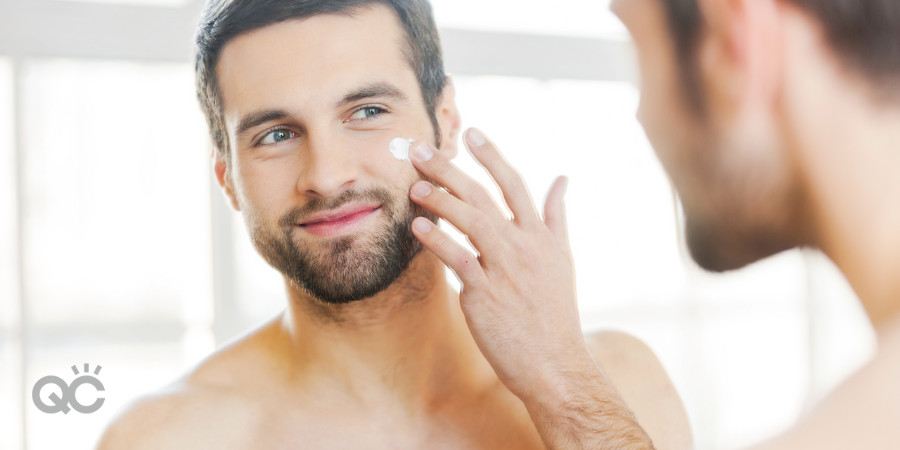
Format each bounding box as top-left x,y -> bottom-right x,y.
259,129 -> 296,145
348,106 -> 386,121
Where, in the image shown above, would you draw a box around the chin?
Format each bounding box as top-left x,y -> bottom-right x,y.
684,216 -> 796,273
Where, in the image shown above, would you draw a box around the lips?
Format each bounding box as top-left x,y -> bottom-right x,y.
298,203 -> 381,237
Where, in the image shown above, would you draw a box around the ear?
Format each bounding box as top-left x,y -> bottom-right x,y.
213,146 -> 241,211
435,76 -> 462,159
696,0 -> 782,120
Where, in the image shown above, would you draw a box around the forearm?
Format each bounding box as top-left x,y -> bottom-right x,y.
522,361 -> 655,450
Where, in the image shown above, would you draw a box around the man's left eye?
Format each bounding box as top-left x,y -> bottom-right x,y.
349,106 -> 386,121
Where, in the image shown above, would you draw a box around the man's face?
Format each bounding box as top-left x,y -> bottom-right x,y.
613,0 -> 803,271
215,6 -> 453,303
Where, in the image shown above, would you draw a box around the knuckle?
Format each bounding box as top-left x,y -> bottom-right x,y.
432,231 -> 455,254
468,213 -> 495,238
469,186 -> 496,211
430,157 -> 452,179
510,233 -> 539,261
499,169 -> 525,190
455,253 -> 486,285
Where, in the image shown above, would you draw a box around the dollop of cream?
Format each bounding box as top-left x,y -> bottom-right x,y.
389,137 -> 415,161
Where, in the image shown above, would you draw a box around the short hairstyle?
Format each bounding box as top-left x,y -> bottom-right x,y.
661,0 -> 900,110
194,0 -> 446,159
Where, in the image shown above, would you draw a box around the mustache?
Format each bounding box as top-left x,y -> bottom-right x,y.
278,187 -> 396,229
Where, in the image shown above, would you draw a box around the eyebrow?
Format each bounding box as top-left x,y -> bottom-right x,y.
336,82 -> 409,108
233,82 -> 409,139
235,109 -> 290,138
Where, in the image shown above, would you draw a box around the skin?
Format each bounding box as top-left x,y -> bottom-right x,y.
97,5 -> 691,449
420,0 -> 900,447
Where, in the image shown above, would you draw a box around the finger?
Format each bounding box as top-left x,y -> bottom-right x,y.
410,180 -> 505,263
410,141 -> 507,224
543,176 -> 571,251
464,128 -> 541,227
411,217 -> 488,288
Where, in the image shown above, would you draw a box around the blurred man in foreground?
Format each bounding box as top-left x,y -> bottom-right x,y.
407,0 -> 900,447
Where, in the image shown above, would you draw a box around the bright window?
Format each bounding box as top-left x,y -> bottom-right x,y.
18,59 -> 214,448
0,55 -> 25,450
432,0 -> 627,39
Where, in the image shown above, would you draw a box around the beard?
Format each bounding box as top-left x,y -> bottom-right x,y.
247,185 -> 437,304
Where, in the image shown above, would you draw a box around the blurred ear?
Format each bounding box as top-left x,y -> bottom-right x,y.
435,76 -> 462,158
213,147 -> 241,211
696,0 -> 782,120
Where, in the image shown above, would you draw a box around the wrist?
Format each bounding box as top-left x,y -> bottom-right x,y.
518,343 -> 606,409
518,352 -> 655,449
526,356 -> 610,419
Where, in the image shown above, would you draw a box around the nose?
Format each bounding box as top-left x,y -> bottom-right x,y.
297,132 -> 359,198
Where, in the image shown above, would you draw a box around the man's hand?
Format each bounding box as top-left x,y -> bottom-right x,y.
408,128 -> 654,449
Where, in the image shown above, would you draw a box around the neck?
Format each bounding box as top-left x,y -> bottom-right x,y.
791,82 -> 900,333
781,11 -> 900,334
277,251 -> 496,411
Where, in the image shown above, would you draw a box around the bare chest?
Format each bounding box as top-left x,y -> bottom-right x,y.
212,396 -> 543,450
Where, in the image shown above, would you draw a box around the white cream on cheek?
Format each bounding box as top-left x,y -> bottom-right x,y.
389,137 -> 415,161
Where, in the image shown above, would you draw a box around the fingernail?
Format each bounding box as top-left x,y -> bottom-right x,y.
411,181 -> 432,198
467,129 -> 486,147
412,143 -> 433,161
413,217 -> 433,233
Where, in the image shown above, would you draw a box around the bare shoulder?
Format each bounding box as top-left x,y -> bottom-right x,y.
585,330 -> 660,371
584,330 -> 677,399
98,319 -> 283,450
585,330 -> 693,450
96,381 -> 253,450
756,322 -> 900,450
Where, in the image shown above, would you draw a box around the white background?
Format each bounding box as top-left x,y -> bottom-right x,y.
0,0 -> 876,449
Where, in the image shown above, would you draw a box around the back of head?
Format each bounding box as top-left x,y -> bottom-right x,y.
194,0 -> 445,158
662,0 -> 900,108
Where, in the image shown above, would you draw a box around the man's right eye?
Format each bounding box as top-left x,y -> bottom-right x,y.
258,129 -> 296,145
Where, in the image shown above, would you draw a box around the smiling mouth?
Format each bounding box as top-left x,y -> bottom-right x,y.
297,205 -> 382,237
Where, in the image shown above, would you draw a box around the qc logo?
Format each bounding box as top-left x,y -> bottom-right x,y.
32,363 -> 105,415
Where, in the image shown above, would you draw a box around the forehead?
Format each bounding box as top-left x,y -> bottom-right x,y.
215,5 -> 413,116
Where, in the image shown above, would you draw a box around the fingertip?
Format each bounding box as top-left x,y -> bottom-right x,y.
410,180 -> 433,199
465,128 -> 487,148
412,216 -> 434,234
410,141 -> 435,162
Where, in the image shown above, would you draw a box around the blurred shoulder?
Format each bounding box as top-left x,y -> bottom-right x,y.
585,329 -> 693,450
756,321 -> 900,450
585,329 -> 660,369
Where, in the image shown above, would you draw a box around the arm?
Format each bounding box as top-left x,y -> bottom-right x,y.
408,128 -> 656,449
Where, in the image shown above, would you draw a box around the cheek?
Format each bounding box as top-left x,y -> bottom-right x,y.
357,135 -> 424,181
638,72 -> 685,170
233,159 -> 297,218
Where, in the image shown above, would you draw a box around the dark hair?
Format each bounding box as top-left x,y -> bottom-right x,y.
194,0 -> 446,158
661,0 -> 900,110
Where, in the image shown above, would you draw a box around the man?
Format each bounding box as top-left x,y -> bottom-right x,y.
98,1 -> 690,448
405,0 -> 900,447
